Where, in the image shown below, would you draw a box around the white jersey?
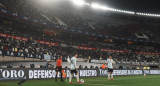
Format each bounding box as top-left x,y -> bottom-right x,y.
107,59 -> 113,69
70,57 -> 77,70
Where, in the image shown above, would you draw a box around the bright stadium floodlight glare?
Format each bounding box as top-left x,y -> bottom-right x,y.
91,3 -> 135,14
91,3 -> 99,9
39,0 -> 51,3
136,12 -> 160,17
38,0 -> 61,5
91,3 -> 108,10
71,0 -> 89,6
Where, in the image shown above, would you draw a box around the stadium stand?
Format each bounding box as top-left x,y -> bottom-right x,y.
0,0 -> 160,68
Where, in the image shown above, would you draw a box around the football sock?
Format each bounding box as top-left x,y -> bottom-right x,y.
111,74 -> 113,79
69,75 -> 72,82
108,74 -> 110,79
76,75 -> 79,82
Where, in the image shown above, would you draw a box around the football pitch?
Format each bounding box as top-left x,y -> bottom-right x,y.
0,75 -> 160,86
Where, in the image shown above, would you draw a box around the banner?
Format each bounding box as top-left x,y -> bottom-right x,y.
91,60 -> 107,63
78,46 -> 129,53
0,68 -> 160,81
44,54 -> 51,61
78,46 -> 97,50
0,33 -> 58,46
135,52 -> 160,55
0,50 -> 63,61
101,49 -> 129,53
0,33 -> 27,41
78,45 -> 159,55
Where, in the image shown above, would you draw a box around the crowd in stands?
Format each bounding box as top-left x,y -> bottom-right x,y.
0,23 -> 160,63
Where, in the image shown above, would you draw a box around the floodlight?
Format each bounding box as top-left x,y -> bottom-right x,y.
91,3 -> 100,9
71,0 -> 87,6
91,3 -> 108,10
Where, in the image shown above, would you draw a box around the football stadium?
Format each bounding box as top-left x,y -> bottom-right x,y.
0,0 -> 160,86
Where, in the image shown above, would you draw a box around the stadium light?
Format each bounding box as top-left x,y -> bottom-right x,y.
91,3 -> 108,10
136,12 -> 160,17
39,0 -> 52,3
71,0 -> 90,6
91,3 -> 135,14
39,0 -> 159,17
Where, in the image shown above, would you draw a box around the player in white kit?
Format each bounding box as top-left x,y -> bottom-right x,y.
69,53 -> 82,83
106,56 -> 114,80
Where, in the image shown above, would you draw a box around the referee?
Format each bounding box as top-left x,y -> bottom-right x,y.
55,56 -> 63,82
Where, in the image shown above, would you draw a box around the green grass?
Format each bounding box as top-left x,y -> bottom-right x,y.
0,75 -> 160,86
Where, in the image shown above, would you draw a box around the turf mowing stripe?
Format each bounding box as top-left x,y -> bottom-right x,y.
67,81 -> 106,86
85,83 -> 104,86
68,81 -> 118,86
86,75 -> 160,81
84,83 -> 118,86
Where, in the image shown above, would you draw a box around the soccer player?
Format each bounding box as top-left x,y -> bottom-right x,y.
106,56 -> 114,80
55,56 -> 63,82
69,54 -> 81,83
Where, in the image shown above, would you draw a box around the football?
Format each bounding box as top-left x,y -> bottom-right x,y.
80,79 -> 84,83
144,74 -> 146,77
